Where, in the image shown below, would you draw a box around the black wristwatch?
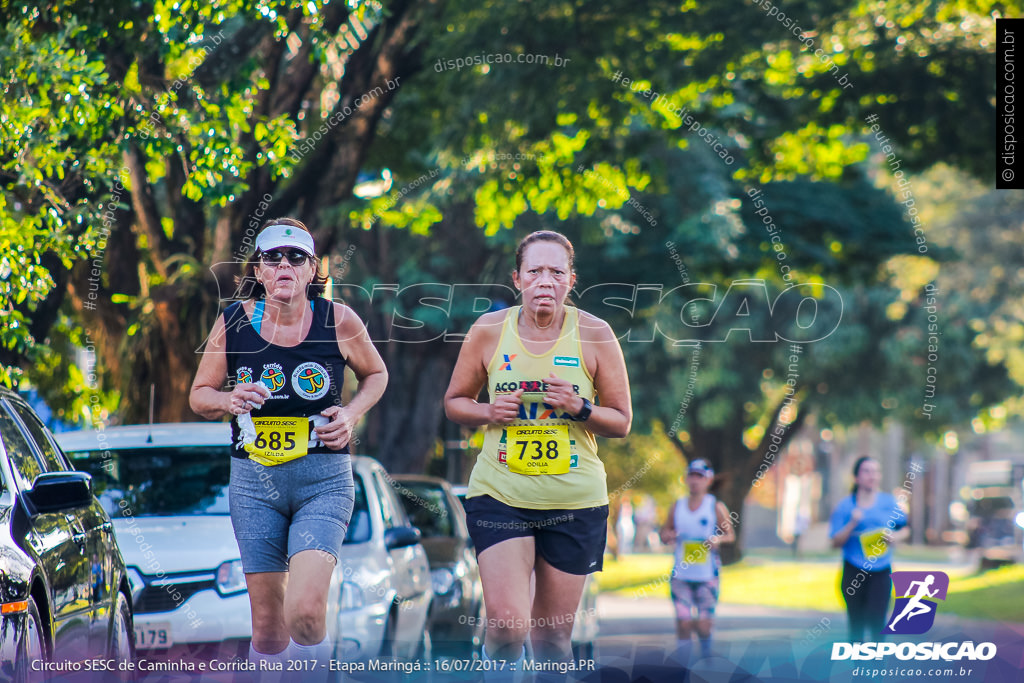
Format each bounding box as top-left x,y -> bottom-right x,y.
571,397 -> 593,422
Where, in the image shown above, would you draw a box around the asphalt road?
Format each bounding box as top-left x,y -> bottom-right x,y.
43,590 -> 1024,683
593,594 -> 1024,683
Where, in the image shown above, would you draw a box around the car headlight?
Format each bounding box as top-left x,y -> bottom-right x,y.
215,560 -> 247,596
126,567 -> 146,601
340,581 -> 365,611
431,568 -> 455,596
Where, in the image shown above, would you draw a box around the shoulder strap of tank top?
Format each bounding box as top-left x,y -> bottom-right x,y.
501,305 -> 519,346
307,297 -> 337,342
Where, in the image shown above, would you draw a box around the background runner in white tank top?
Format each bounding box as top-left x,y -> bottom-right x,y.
672,494 -> 719,582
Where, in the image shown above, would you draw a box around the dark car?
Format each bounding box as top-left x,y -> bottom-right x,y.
0,389 -> 134,681
391,475 -> 484,658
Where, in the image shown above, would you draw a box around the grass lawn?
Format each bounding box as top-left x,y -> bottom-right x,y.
942,564 -> 1024,622
598,553 -> 1024,622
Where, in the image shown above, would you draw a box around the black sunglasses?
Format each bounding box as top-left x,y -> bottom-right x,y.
260,249 -> 311,266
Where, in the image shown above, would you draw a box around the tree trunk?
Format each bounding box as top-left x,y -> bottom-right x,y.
364,339 -> 460,475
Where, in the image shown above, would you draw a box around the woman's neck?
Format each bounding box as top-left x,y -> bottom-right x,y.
856,488 -> 878,506
262,297 -> 307,326
518,306 -> 564,336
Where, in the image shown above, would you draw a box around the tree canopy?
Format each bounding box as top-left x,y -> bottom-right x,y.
1,1 -> 1019,541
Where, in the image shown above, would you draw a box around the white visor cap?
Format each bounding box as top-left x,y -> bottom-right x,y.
254,224 -> 316,257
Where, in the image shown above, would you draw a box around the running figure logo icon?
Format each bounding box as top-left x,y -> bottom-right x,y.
884,571 -> 949,635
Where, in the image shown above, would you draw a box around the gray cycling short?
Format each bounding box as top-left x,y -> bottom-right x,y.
229,452 -> 355,573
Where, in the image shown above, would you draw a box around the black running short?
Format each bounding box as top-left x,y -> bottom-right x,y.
462,494 -> 609,575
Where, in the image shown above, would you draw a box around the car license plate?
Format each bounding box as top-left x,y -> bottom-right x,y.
135,624 -> 172,648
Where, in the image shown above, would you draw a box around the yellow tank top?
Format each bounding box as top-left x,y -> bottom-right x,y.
466,306 -> 608,510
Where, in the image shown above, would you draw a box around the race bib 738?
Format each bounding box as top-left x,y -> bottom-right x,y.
506,425 -> 571,475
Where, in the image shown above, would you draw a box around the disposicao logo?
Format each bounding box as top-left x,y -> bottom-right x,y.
832,570 -> 997,663
884,571 -> 948,635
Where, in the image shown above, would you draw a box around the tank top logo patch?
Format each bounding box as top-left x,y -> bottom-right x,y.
553,356 -> 580,367
499,354 -> 516,371
260,363 -> 286,392
292,362 -> 330,400
237,366 -> 254,385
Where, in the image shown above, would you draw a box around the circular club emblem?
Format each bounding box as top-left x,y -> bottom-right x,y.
260,365 -> 286,392
292,362 -> 330,400
237,367 -> 253,384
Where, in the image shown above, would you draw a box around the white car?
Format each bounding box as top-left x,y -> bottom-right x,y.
57,423 -> 432,660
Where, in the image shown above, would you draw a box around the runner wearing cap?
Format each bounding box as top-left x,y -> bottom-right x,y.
190,218 -> 387,671
659,459 -> 735,661
445,230 -> 632,668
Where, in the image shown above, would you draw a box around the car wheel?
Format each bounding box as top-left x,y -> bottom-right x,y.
469,602 -> 485,659
379,609 -> 398,658
572,641 -> 595,661
14,596 -> 48,683
414,629 -> 432,661
108,591 -> 135,680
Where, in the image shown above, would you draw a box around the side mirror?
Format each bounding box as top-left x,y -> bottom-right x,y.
384,526 -> 422,550
25,471 -> 93,515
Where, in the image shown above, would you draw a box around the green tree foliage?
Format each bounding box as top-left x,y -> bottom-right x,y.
2,0 -> 429,422
0,0 -> 1018,518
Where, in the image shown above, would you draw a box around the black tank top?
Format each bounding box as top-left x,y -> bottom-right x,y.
223,298 -> 348,458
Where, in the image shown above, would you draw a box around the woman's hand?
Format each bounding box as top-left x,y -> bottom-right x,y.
488,388 -> 525,425
315,405 -> 354,451
544,373 -> 583,415
226,383 -> 271,416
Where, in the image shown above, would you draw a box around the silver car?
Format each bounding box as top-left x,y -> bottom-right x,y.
57,423 -> 432,661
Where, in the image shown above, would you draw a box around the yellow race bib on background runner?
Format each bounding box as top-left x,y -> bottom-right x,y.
683,541 -> 710,564
245,417 -> 308,466
860,528 -> 888,559
506,425 -> 571,475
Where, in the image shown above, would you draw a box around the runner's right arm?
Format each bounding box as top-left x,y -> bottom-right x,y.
445,312 -> 523,427
829,506 -> 863,548
659,500 -> 678,544
190,314 -> 270,419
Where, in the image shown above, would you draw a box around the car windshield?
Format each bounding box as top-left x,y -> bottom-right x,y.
66,446 -> 232,517
395,483 -> 454,538
67,445 -> 373,544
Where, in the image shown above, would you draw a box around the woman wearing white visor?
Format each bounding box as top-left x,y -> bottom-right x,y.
190,218 -> 387,672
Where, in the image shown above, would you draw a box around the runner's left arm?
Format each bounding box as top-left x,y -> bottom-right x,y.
314,303 -> 388,450
708,501 -> 736,547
